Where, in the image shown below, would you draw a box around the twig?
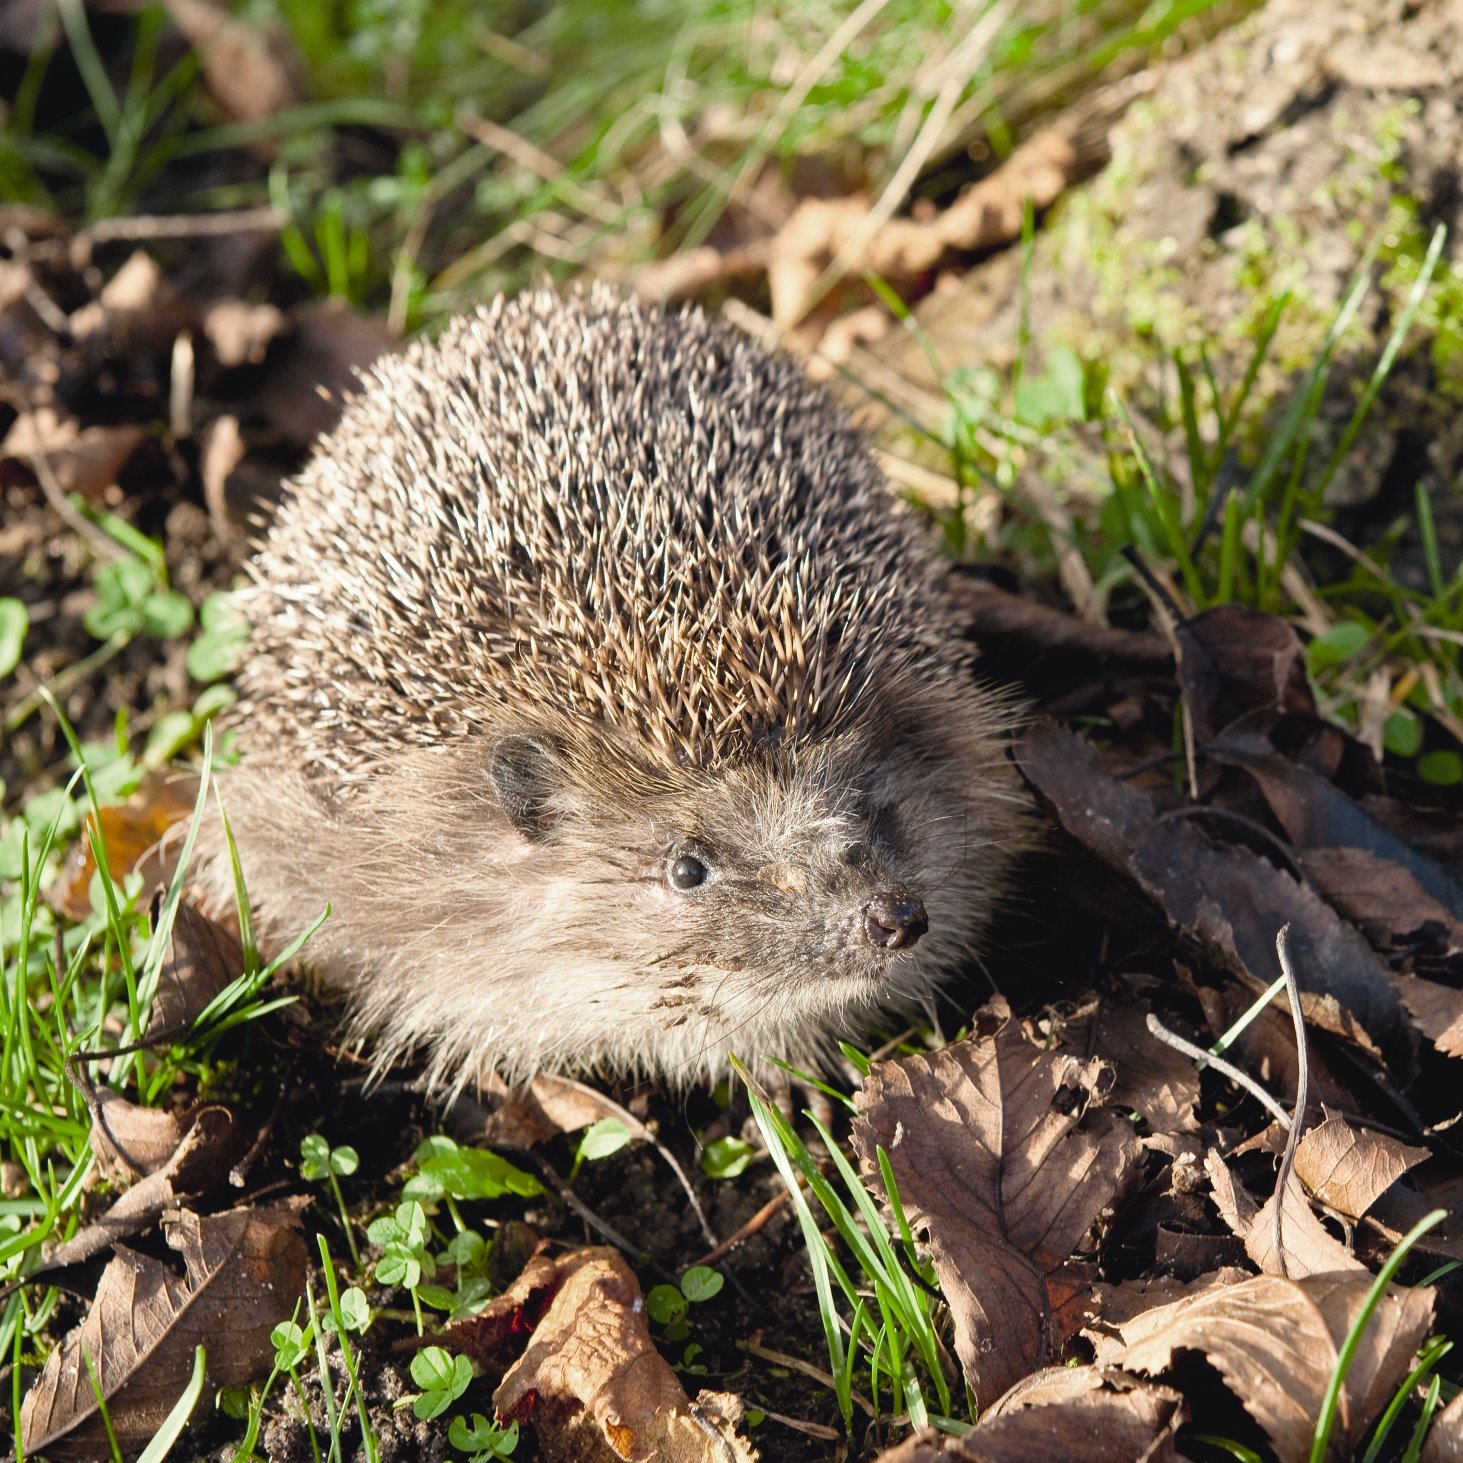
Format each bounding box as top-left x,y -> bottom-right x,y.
694,1188 -> 788,1268
23,427 -> 125,561
1144,1012 -> 1292,1131
529,1151 -> 672,1280
1272,924 -> 1310,1280
739,1337 -> 875,1418
552,1075 -> 719,1251
71,204 -> 286,266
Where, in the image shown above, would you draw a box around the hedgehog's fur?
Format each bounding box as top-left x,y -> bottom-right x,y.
213,288 -> 1025,1089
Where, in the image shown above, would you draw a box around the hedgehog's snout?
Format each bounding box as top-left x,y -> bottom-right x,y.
862,891 -> 928,951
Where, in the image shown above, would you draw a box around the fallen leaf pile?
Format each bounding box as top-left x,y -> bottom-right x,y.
833,598 -> 1463,1460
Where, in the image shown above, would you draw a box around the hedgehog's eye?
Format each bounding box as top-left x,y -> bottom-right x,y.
669,854 -> 708,890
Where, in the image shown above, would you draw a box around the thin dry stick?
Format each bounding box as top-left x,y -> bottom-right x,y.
529,1151 -> 674,1280
20,423 -> 124,560
1272,923 -> 1310,1280
551,1075 -> 720,1250
1144,1013 -> 1293,1130
73,204 -> 287,259
695,1188 -> 788,1268
739,1337 -> 876,1418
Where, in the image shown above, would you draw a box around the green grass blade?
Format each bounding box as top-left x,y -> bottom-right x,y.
135,1345 -> 206,1463
1315,224 -> 1446,503
1310,1208 -> 1447,1463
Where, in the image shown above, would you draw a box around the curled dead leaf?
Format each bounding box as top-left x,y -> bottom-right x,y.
50,769 -> 199,921
145,895 -> 244,1043
874,1367 -> 1185,1461
44,1106 -> 245,1272
452,1246 -> 756,1463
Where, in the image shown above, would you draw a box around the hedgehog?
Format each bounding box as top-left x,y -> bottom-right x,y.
210,287 -> 1025,1090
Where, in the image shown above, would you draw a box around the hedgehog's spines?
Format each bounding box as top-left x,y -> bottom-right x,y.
238,286 -> 963,782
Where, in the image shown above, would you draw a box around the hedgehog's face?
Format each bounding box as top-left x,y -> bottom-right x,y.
485,717 -> 1011,1073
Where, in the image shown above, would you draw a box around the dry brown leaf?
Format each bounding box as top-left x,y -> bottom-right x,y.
145,897 -> 244,1043
764,126 -> 1080,328
479,1074 -> 630,1150
1391,973 -> 1463,1058
852,998 -> 1140,1406
1422,1388 -> 1463,1462
1117,1271 -> 1433,1460
485,1247 -> 755,1463
1176,604 -> 1314,745
1302,847 -> 1463,974
1086,1270 -> 1250,1362
84,1085 -> 190,1183
1,409 -> 147,502
1295,1114 -> 1430,1223
202,299 -> 287,368
1060,997 -> 1200,1146
874,1367 -> 1185,1461
1151,1226 -> 1247,1279
44,1106 -> 244,1272
162,0 -> 302,124
1017,722 -> 1405,1054
637,122 -> 1084,338
21,1201 -> 308,1460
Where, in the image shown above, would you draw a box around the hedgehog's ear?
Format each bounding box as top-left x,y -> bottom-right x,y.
489,734 -> 563,842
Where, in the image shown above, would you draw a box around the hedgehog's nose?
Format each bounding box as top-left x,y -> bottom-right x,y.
863,892 -> 928,951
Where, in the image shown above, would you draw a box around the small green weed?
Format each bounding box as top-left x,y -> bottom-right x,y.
568,1115 -> 632,1182
449,1411 -> 519,1460
700,1134 -> 757,1179
300,1132 -> 362,1266
407,1346 -> 474,1422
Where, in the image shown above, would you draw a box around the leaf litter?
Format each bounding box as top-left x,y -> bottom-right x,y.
8,11 -> 1463,1461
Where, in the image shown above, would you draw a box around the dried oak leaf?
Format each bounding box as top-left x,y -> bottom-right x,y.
873,1367 -> 1185,1461
21,1201 -> 308,1460
1117,1271 -> 1434,1461
851,998 -> 1140,1405
479,1246 -> 755,1463
1294,1113 -> 1430,1224
1017,722 -> 1405,1057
